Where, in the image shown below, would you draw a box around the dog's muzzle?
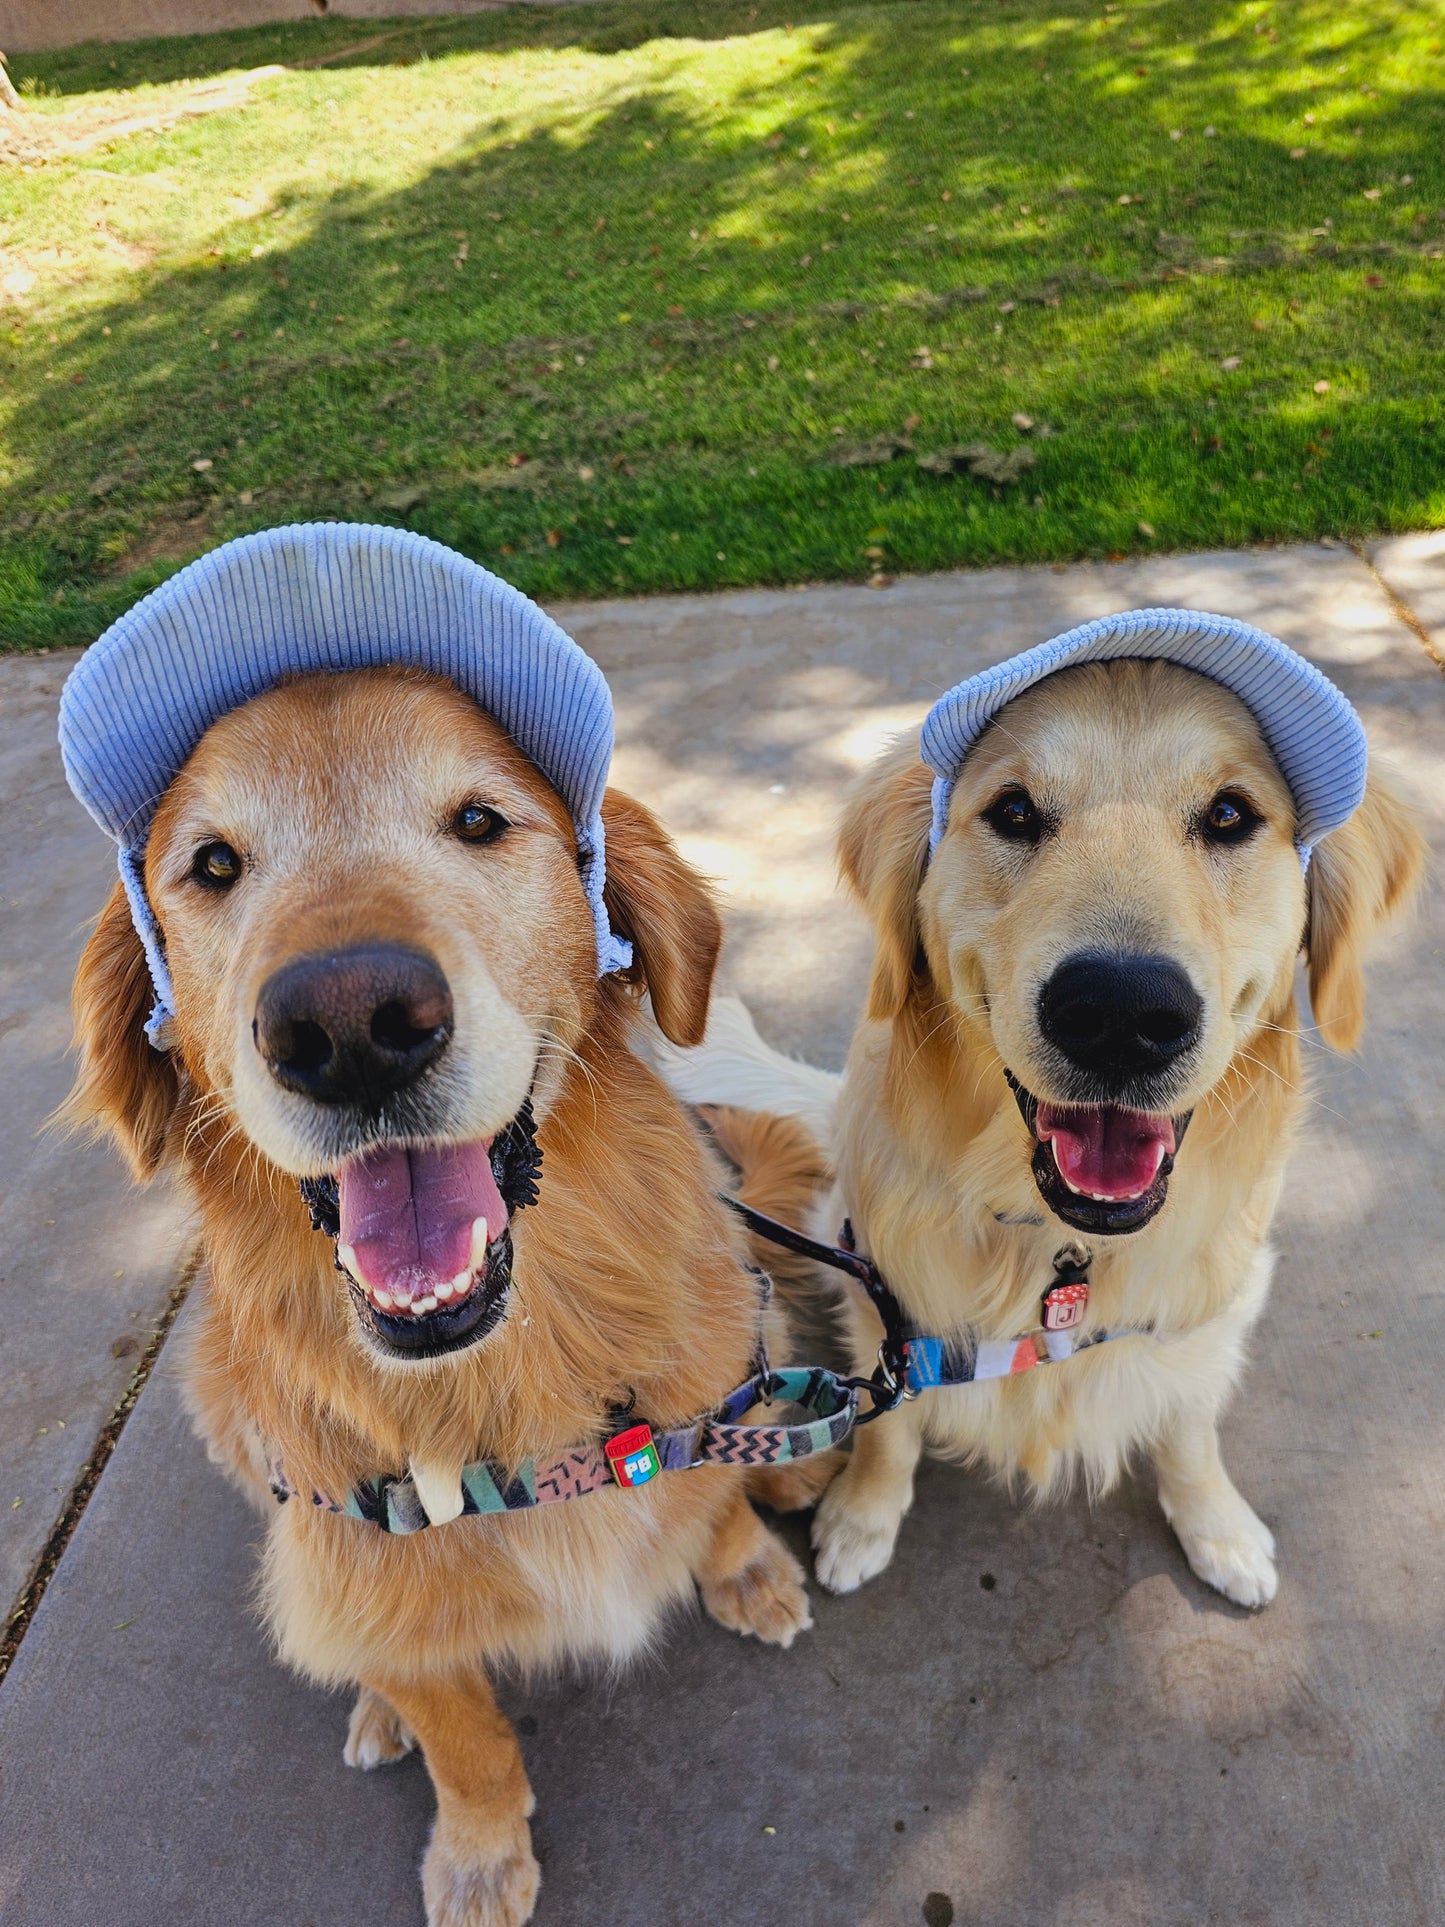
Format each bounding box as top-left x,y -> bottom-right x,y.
1004,1072 -> 1192,1237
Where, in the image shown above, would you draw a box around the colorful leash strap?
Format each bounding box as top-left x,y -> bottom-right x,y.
268,1363 -> 857,1536
901,1320 -> 1147,1390
719,1194 -> 1155,1400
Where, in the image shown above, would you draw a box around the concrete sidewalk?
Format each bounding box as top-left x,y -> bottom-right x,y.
0,539 -> 1442,1926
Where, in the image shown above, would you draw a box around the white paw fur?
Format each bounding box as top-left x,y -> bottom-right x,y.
1162,1488 -> 1279,1609
811,1482 -> 905,1594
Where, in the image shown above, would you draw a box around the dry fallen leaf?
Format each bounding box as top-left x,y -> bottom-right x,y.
1313,378 -> 1331,393
1011,412 -> 1034,431
1362,187 -> 1381,200
1290,147 -> 1307,159
378,485 -> 424,511
545,528 -> 561,547
1138,520 -> 1156,537
1220,355 -> 1242,371
191,457 -> 213,472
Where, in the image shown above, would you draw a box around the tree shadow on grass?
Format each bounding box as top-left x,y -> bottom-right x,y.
5,0 -> 1443,646
13,0 -> 856,95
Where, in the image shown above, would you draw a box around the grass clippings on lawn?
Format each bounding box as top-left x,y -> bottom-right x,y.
3,0 -> 1444,648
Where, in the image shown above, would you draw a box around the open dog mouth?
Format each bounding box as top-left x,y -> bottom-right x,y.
1005,1074 -> 1191,1236
337,1140 -> 513,1359
303,1105 -> 541,1361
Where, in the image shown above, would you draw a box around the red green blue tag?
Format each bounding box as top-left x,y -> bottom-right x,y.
605,1424 -> 661,1488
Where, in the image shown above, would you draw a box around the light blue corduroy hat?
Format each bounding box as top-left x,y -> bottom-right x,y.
921,606 -> 1368,866
59,522 -> 632,1044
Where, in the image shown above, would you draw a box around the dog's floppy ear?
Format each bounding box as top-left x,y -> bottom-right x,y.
1305,766 -> 1425,1052
838,736 -> 934,1022
602,790 -> 723,1047
62,879 -> 180,1180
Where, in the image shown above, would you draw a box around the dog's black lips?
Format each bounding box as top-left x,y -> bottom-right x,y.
347,1229 -> 514,1359
299,1100 -> 542,1362
1002,1070 -> 1192,1238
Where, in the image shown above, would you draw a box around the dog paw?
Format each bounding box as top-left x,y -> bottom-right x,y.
423,1820 -> 540,1927
1169,1500 -> 1278,1610
702,1534 -> 813,1648
344,1687 -> 417,1770
811,1485 -> 901,1594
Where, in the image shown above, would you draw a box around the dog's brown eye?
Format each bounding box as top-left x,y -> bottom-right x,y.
193,840 -> 243,888
1200,791 -> 1261,844
451,802 -> 507,845
983,788 -> 1043,843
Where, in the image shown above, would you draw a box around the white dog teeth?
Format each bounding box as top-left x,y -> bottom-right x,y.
338,1243 -> 363,1285
469,1217 -> 490,1271
412,1294 -> 438,1315
372,1287 -> 394,1311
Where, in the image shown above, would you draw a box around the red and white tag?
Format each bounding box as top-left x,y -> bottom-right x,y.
1041,1279 -> 1089,1332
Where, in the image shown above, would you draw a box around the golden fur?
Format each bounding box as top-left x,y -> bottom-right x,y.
674,660 -> 1424,1608
67,667 -> 812,1927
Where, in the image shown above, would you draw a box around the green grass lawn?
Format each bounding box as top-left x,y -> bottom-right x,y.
4,0 -> 1444,649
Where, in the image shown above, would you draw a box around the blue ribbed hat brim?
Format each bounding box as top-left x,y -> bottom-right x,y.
919,606 -> 1367,861
59,523 -> 631,1029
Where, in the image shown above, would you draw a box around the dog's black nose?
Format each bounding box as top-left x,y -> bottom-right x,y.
254,944 -> 454,1107
1038,952 -> 1202,1084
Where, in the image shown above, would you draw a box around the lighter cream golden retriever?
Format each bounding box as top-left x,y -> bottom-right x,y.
664,660 -> 1423,1608
67,666 -> 813,1927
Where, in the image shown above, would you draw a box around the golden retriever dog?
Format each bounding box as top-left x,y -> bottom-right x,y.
66,665 -> 813,1927
661,655 -> 1423,1609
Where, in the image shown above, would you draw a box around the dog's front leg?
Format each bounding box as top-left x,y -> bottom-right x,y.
697,1482 -> 813,1647
1155,1406 -> 1277,1609
811,1400 -> 926,1593
370,1665 -> 539,1927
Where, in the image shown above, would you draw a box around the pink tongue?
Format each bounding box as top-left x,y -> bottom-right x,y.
1035,1104 -> 1175,1201
337,1142 -> 508,1298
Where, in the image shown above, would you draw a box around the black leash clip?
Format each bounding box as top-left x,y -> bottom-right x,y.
720,1197 -> 909,1426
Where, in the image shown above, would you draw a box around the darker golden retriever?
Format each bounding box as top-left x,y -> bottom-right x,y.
68,666 -> 813,1927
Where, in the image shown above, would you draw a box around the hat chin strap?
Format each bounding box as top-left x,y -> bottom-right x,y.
118,848 -> 178,1048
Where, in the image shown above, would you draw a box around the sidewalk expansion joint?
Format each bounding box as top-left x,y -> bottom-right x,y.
1350,540 -> 1445,672
0,1244 -> 200,1690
